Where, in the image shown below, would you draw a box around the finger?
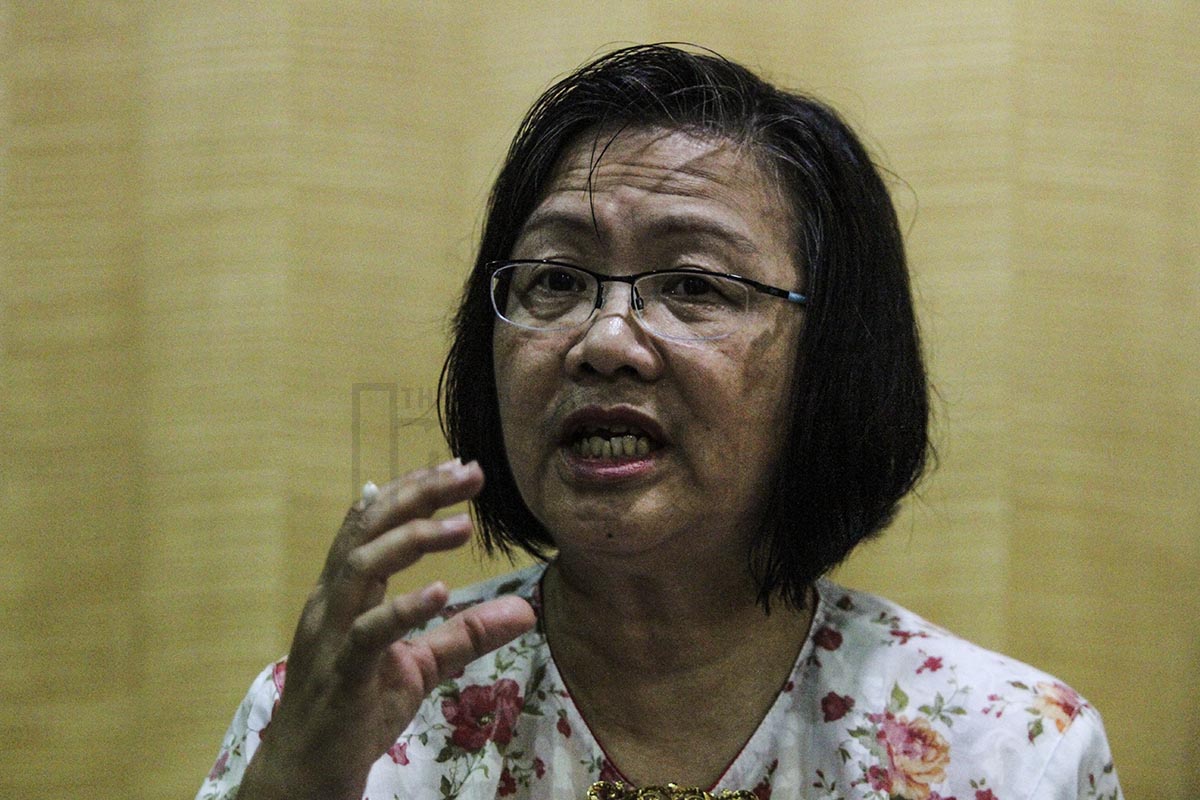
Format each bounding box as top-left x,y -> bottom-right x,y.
352,514 -> 474,582
406,596 -> 538,693
359,480 -> 381,508
320,460 -> 481,585
326,514 -> 474,625
361,460 -> 483,538
319,462 -> 442,583
336,581 -> 451,680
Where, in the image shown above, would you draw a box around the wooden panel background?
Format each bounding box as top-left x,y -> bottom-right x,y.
1,3 -> 1195,798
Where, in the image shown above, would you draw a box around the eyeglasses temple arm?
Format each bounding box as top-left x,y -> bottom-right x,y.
750,281 -> 807,305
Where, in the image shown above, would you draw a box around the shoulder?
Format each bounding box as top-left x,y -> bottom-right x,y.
814,579 -> 1068,701
804,580 -> 1122,798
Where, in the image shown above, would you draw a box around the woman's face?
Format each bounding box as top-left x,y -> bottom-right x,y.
492,127 -> 805,566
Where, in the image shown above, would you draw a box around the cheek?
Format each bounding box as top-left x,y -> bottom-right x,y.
492,329 -> 533,402
491,333 -> 556,479
730,319 -> 799,402
492,337 -> 526,443
726,321 -> 801,452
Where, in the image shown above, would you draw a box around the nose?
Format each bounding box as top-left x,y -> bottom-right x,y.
565,282 -> 662,380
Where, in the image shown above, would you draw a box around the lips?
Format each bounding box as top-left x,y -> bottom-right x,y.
559,407 -> 666,461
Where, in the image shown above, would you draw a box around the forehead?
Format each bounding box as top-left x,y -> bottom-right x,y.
516,127 -> 797,263
548,126 -> 776,194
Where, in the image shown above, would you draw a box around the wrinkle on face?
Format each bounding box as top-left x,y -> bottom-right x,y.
494,126 -> 806,568
519,126 -> 800,273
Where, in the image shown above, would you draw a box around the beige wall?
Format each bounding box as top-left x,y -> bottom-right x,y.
2,3 -> 1195,798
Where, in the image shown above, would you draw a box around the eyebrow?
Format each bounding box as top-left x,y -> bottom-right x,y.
517,208 -> 762,256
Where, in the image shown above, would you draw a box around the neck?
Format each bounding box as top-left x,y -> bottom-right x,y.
544,554 -> 787,668
540,557 -> 816,787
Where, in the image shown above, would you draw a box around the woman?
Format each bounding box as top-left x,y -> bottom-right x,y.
199,45 -> 1122,800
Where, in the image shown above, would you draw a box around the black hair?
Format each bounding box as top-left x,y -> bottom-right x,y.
440,43 -> 930,609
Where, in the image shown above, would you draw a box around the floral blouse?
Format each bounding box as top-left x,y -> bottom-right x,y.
197,566 -> 1122,800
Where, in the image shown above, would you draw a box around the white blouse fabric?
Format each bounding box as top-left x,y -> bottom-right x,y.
197,565 -> 1122,800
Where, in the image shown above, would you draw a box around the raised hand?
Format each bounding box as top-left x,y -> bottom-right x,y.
236,459 -> 537,800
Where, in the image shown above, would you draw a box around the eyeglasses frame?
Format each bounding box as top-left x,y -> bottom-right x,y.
488,259 -> 806,339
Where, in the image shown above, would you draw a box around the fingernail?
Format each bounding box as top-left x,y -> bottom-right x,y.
440,513 -> 471,534
360,481 -> 380,508
420,581 -> 447,607
436,457 -> 463,473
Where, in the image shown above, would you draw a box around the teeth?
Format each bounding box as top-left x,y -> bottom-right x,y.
570,430 -> 656,459
583,424 -> 632,436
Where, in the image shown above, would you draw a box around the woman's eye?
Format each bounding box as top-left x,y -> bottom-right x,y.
662,274 -> 718,296
531,267 -> 585,293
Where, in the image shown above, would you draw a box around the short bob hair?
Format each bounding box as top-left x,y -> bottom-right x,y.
440,44 -> 929,609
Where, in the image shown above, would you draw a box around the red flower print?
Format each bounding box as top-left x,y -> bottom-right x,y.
813,626 -> 843,651
869,711 -> 951,800
783,680 -> 795,692
821,691 -> 855,722
271,659 -> 287,694
599,759 -> 623,783
917,656 -> 943,674
259,659 -> 290,741
534,757 -> 546,778
498,767 -> 517,796
753,759 -> 778,798
387,741 -> 409,765
866,764 -> 891,793
557,714 -> 572,738
890,629 -> 929,645
1032,681 -> 1083,733
440,678 -> 524,752
207,750 -> 229,781
975,790 -> 997,800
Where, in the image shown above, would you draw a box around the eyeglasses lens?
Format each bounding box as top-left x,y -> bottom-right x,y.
491,263 -> 749,341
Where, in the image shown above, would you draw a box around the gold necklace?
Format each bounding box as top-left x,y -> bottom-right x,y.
587,782 -> 757,800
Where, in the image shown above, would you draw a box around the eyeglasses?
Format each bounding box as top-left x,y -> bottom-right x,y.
489,260 -> 806,342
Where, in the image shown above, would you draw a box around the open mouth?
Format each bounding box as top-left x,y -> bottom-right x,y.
567,424 -> 660,459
